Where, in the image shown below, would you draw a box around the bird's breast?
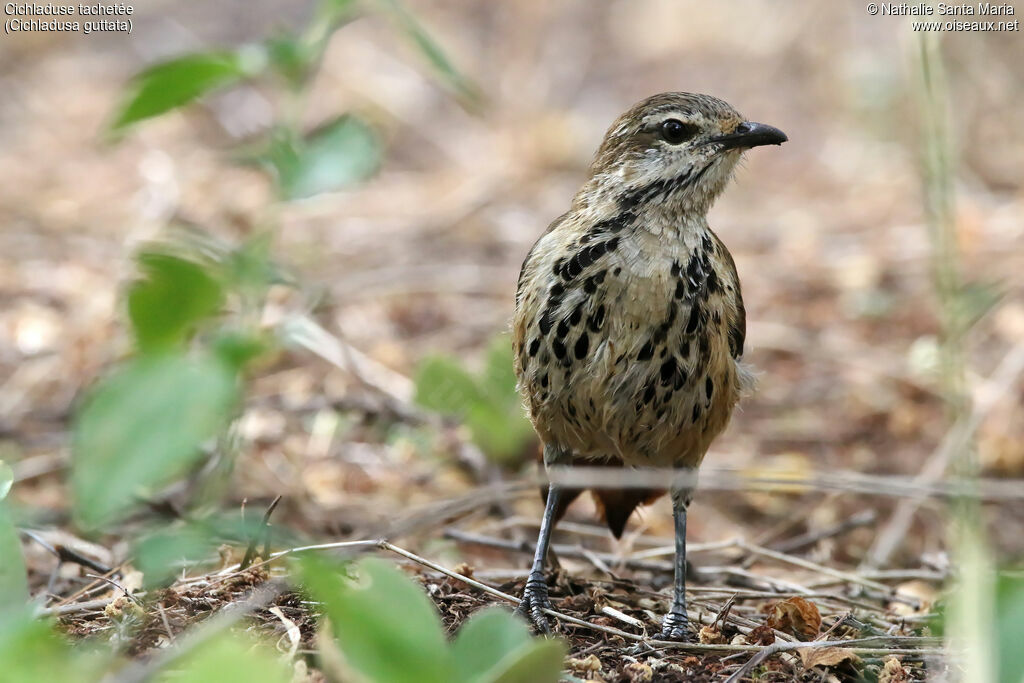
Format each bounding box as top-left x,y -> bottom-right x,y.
514,222 -> 744,468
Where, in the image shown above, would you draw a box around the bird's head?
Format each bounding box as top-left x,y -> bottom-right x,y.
582,92 -> 787,216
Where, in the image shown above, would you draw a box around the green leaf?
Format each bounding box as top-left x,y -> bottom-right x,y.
485,639 -> 566,683
414,356 -> 485,417
0,608 -> 107,681
128,251 -> 224,352
0,502 -> 28,610
996,574 -> 1024,683
72,353 -> 239,529
414,342 -> 533,464
0,459 -> 12,500
483,337 -> 522,410
374,0 -> 480,105
157,633 -> 290,683
452,607 -> 532,683
111,51 -> 259,132
465,402 -> 529,464
134,523 -> 214,589
263,116 -> 381,200
297,555 -> 452,683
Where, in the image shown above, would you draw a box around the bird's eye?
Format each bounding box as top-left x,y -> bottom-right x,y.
660,119 -> 698,145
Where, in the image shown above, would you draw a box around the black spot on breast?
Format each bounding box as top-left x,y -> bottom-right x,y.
528,338 -> 540,357
574,333 -> 590,359
540,373 -> 549,388
556,319 -> 569,339
675,368 -> 688,391
675,280 -> 686,300
729,302 -> 747,359
539,310 -> 553,335
588,305 -> 605,332
712,310 -> 722,326
552,340 -> 567,360
686,254 -> 704,288
584,277 -> 597,294
550,283 -> 565,297
685,303 -> 702,334
593,270 -> 607,284
692,403 -> 702,422
613,266 -> 622,276
643,382 -> 656,405
637,340 -> 655,361
606,236 -> 620,252
705,376 -> 714,400
680,339 -> 691,358
552,259 -> 564,277
570,303 -> 583,326
671,261 -> 681,276
659,357 -> 677,386
706,269 -> 721,294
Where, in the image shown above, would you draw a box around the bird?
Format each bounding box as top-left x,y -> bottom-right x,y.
511,92 -> 786,640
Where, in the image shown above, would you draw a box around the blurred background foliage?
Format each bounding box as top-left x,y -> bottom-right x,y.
1,0 -> 1023,680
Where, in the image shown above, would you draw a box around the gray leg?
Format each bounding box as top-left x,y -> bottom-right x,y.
514,483 -> 562,633
659,491 -> 690,640
515,443 -> 570,633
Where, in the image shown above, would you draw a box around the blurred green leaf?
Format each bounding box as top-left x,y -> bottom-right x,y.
128,251 -> 224,353
298,555 -> 453,683
72,353 -> 239,529
0,608 -> 107,681
996,574 -> 1024,683
465,402 -> 532,465
452,607 -> 532,683
485,638 -> 566,683
262,115 -> 380,200
414,356 -> 485,417
111,51 -> 259,132
134,523 -> 213,589
157,632 -> 291,683
483,337 -> 525,411
213,331 -> 271,372
414,339 -> 533,464
0,459 -> 12,500
265,35 -> 313,89
0,502 -> 28,610
374,0 -> 480,106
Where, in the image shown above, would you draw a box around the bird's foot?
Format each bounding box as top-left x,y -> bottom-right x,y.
657,611 -> 690,641
514,573 -> 552,634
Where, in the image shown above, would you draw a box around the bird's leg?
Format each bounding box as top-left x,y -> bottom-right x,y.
659,489 -> 691,640
515,482 -> 562,633
516,443 -> 570,633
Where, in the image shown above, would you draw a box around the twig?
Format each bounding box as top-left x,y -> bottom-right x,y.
863,343 -> 1024,569
20,529 -> 113,574
240,495 -> 281,570
106,581 -> 287,683
737,541 -> 922,608
769,510 -> 877,554
375,540 -> 946,656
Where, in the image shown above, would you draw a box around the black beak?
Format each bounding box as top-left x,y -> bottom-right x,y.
708,121 -> 788,150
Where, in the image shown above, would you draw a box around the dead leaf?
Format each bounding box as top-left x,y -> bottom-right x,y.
799,646 -> 860,669
766,597 -> 822,639
698,624 -> 726,644
622,661 -> 654,682
748,624 -> 776,645
879,655 -> 911,682
566,654 -> 603,675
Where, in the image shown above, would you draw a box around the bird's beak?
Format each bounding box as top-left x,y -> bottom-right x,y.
708,121 -> 788,150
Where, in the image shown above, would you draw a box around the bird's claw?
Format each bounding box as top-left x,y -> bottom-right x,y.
515,573 -> 552,634
657,611 -> 690,641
